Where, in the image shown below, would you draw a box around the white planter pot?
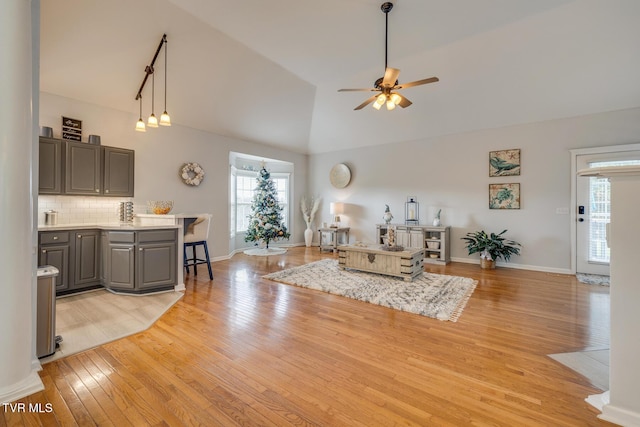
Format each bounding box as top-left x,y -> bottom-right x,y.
304,227 -> 313,247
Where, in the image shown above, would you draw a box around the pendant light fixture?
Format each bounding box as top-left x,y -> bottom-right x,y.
135,34 -> 170,130
147,70 -> 158,127
135,95 -> 146,132
159,36 -> 171,126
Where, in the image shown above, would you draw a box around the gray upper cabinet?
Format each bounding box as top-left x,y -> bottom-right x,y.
38,138 -> 134,196
38,137 -> 63,194
103,147 -> 134,197
65,141 -> 101,195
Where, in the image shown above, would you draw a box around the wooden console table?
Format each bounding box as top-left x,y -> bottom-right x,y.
318,227 -> 350,253
337,244 -> 424,281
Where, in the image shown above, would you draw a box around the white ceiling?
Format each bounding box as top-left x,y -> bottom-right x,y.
40,0 -> 640,154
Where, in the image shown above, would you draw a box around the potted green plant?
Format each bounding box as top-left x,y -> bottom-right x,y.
461,229 -> 521,269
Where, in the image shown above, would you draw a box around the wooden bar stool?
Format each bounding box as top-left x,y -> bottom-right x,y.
183,214 -> 213,280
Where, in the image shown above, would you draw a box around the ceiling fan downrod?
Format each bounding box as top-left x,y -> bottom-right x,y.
381,2 -> 393,71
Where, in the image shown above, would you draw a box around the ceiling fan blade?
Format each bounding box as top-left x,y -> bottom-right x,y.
354,95 -> 379,110
395,93 -> 412,108
395,77 -> 439,90
381,67 -> 400,88
338,88 -> 377,92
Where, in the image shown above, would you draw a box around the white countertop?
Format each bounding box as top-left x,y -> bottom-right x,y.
38,222 -> 181,231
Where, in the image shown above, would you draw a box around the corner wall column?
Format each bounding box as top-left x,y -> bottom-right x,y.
0,0 -> 44,402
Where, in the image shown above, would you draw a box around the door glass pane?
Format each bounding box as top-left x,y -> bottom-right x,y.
588,160 -> 640,263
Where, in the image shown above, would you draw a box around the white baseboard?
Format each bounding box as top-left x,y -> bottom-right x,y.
450,257 -> 573,275
599,401 -> 640,426
0,370 -> 44,403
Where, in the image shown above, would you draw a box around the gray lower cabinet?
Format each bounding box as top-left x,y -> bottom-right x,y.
39,231 -> 70,292
105,229 -> 176,293
39,229 -> 102,295
71,230 -> 100,289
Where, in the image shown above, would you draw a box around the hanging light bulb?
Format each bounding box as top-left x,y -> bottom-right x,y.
386,99 -> 396,110
390,93 -> 401,105
147,72 -> 159,128
135,96 -> 146,132
372,93 -> 386,110
159,36 -> 171,126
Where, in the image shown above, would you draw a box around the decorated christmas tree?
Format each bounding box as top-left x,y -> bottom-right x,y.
244,167 -> 290,249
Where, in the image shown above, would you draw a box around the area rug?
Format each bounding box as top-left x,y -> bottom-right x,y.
40,289 -> 183,363
263,259 -> 477,322
576,273 -> 610,286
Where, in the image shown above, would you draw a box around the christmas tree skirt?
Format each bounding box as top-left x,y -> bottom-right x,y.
244,247 -> 287,256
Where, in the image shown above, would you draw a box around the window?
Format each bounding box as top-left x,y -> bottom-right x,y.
231,168 -> 290,235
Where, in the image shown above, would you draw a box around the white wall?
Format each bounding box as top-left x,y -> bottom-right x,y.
309,107 -> 640,272
39,92 -> 309,257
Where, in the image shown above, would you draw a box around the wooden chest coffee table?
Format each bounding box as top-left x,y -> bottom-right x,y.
337,244 -> 424,281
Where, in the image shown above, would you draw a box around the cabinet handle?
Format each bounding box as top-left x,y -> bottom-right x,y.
77,235 -> 82,239
95,189 -> 100,193
53,236 -> 58,240
139,248 -> 143,252
42,249 -> 46,253
105,189 -> 109,193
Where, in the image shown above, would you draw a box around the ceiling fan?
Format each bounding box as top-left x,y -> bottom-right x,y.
338,2 -> 439,111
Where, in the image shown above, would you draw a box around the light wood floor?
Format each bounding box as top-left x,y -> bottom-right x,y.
6,247 -> 616,426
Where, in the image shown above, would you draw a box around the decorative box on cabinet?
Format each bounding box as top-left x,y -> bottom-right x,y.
376,224 -> 451,265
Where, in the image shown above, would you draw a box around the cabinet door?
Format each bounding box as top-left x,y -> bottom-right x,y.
39,244 -> 70,291
137,242 -> 176,290
409,230 -> 425,248
103,147 -> 134,196
396,230 -> 411,247
73,230 -> 100,287
65,141 -> 101,195
107,244 -> 136,289
39,138 -> 63,194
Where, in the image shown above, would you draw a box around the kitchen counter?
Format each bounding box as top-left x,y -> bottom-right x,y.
38,222 -> 181,231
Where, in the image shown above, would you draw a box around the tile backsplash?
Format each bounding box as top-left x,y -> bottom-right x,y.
38,196 -> 143,225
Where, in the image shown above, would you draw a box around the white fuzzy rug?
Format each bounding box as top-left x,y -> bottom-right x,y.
264,259 -> 477,322
576,273 -> 610,286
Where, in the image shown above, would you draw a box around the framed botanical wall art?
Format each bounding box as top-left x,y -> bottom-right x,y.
489,149 -> 520,177
489,183 -> 520,209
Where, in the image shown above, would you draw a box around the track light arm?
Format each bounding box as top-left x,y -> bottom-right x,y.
135,34 -> 167,101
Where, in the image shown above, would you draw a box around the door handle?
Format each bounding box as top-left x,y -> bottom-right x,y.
578,218 -> 584,222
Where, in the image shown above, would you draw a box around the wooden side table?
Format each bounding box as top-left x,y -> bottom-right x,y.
318,227 -> 350,253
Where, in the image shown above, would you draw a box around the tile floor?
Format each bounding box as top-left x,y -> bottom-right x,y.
40,288 -> 183,363
549,349 -> 610,391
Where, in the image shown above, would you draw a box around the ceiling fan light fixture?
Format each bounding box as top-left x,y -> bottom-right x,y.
390,93 -> 401,105
386,99 -> 396,110
372,101 -> 383,110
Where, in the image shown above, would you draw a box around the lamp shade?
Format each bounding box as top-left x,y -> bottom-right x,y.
329,202 -> 343,215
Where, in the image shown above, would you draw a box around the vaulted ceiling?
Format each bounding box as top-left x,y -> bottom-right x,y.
40,0 -> 640,154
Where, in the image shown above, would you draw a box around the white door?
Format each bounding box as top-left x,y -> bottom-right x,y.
576,153 -> 640,275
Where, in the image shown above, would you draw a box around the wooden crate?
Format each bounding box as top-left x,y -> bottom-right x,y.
337,245 -> 424,281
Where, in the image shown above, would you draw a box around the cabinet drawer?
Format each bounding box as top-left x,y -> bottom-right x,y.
108,231 -> 136,243
40,231 -> 70,244
138,229 -> 176,243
